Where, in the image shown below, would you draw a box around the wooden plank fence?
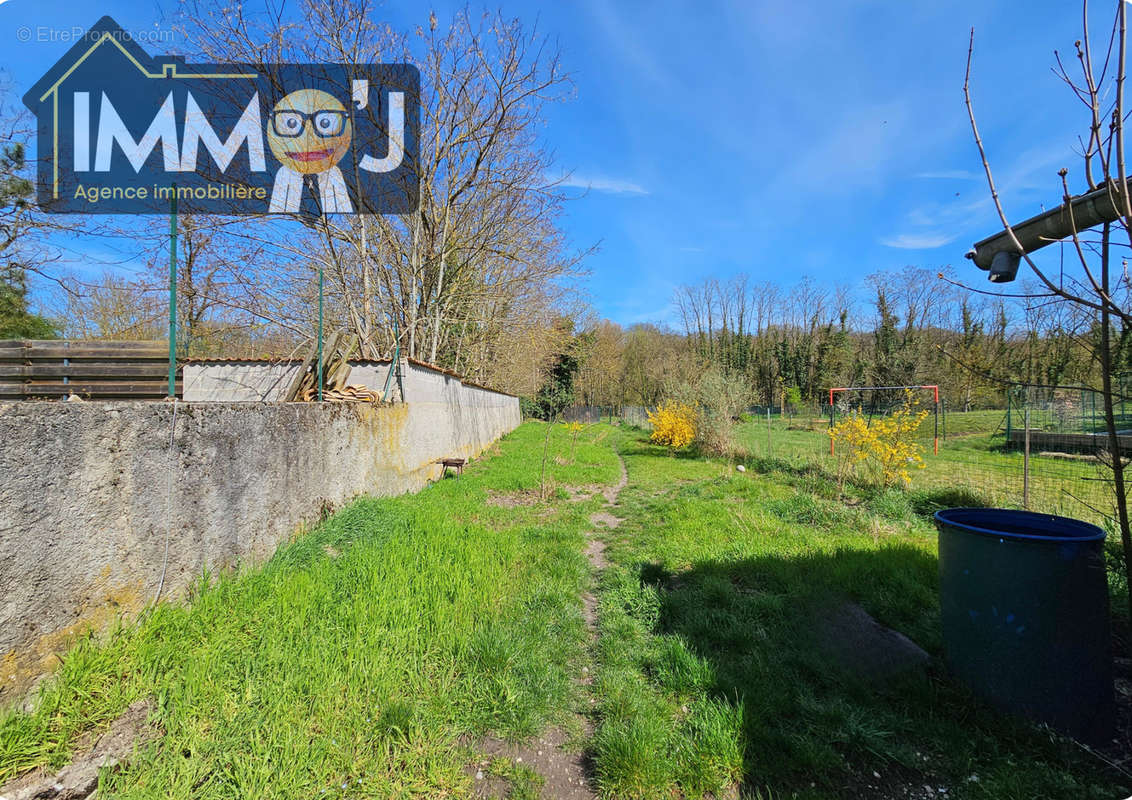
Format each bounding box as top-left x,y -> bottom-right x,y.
0,340 -> 179,400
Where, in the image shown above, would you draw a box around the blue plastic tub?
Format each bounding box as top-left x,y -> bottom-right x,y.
934,508 -> 1115,744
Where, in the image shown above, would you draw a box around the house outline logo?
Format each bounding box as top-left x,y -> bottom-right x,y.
23,16 -> 420,215
27,17 -> 260,202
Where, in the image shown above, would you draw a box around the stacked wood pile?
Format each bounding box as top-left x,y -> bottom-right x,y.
284,330 -> 383,403
0,340 -> 177,400
305,385 -> 383,403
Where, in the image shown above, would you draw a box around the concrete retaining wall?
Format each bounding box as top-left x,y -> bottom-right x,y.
0,387 -> 519,697
182,358 -> 492,403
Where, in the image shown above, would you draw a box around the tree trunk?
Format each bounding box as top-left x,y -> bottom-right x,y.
1100,223 -> 1132,627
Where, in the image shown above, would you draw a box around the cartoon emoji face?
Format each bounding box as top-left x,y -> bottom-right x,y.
267,89 -> 351,175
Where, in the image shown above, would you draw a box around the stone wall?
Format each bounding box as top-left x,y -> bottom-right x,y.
0,387 -> 519,697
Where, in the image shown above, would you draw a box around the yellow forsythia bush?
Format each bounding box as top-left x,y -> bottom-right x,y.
647,401 -> 697,449
829,396 -> 929,487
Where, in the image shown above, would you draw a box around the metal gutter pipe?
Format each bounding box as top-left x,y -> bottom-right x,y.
966,179 -> 1129,282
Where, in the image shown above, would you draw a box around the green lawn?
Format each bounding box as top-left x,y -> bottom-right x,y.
734,414 -> 1122,531
0,424 -> 620,798
594,429 -> 1128,799
1,421 -> 1127,799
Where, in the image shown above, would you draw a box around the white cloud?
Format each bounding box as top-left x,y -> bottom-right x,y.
558,174 -> 649,195
888,143 -> 1069,252
913,169 -> 980,180
879,232 -> 958,249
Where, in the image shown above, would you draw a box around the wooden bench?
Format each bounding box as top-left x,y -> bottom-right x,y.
435,457 -> 466,477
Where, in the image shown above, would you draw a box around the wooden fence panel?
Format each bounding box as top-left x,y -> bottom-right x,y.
0,340 -> 179,401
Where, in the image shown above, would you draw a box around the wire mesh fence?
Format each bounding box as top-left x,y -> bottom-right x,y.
562,405 -> 616,424
619,405 -> 653,428
1006,378 -> 1132,437
736,404 -> 1125,529
569,396 -> 1128,528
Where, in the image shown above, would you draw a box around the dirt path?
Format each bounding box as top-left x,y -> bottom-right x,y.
470,453 -> 628,799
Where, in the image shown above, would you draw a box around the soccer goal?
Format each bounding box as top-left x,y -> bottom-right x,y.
827,384 -> 941,456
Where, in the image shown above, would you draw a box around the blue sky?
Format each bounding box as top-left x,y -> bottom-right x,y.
0,0 -> 1108,326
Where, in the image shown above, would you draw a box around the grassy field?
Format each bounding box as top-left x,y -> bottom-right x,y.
0,424 -> 620,798
1,421 -> 1128,799
735,411 -> 1123,533
594,430 -> 1129,799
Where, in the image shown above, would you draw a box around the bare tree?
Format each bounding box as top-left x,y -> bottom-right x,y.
178,1 -> 586,391
0,84 -> 66,299
965,4 -> 1132,619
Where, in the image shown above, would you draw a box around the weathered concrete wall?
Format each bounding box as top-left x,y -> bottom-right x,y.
0,391 -> 519,696
182,362 -> 296,401
183,358 -> 438,403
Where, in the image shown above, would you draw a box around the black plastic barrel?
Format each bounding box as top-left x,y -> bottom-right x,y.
934,508 -> 1115,744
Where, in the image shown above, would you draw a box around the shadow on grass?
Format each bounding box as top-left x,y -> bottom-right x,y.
625,546 -> 1128,800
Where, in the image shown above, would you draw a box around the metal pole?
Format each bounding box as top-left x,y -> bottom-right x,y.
934,399 -> 939,455
317,266 -> 324,402
933,385 -> 939,455
168,185 -> 177,398
1023,408 -> 1031,510
766,407 -> 772,458
829,388 -> 835,456
1006,388 -> 1012,443
382,316 -> 400,402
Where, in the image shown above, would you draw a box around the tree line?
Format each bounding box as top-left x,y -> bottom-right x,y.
564,266 -> 1130,414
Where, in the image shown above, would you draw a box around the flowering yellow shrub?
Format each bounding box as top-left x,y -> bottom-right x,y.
647,401 -> 697,449
829,396 -> 929,487
562,421 -> 585,461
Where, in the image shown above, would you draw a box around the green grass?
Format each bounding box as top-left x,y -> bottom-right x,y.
735,414 -> 1121,529
0,422 -> 622,798
589,431 -> 1130,800
2,420 -> 1127,799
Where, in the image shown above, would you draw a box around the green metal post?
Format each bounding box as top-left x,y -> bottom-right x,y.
317,266 -> 324,402
168,185 -> 177,398
383,317 -> 400,402
1005,388 -> 1012,442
